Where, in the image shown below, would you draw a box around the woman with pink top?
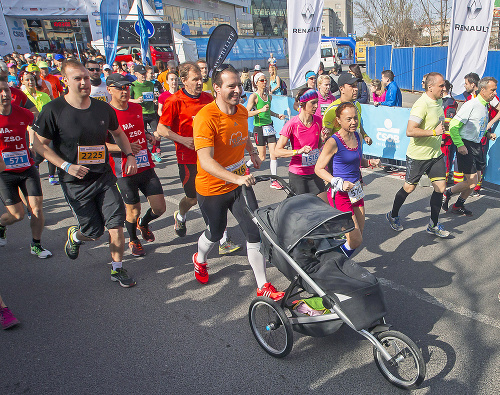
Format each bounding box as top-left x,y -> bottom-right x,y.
275,88 -> 327,201
370,78 -> 386,103
316,74 -> 336,118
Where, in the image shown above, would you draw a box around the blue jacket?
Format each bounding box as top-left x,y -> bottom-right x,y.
380,81 -> 402,107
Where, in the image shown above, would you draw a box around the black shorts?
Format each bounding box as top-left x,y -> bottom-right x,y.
178,163 -> 197,199
457,139 -> 486,174
288,172 -> 326,196
143,113 -> 158,133
0,166 -> 43,206
405,154 -> 446,185
116,168 -> 163,205
254,125 -> 277,146
197,186 -> 260,243
61,171 -> 125,239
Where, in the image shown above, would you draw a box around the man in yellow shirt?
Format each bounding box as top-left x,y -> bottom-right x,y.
196,59 -> 214,95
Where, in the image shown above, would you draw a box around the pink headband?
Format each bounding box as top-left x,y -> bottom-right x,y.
299,89 -> 318,102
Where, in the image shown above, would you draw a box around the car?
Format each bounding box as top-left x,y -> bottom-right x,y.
114,45 -> 175,66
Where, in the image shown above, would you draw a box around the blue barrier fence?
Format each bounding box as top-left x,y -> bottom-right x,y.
254,95 -> 500,188
367,45 -> 500,93
191,38 -> 286,61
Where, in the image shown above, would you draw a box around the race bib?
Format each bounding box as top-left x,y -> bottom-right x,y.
225,158 -> 246,176
2,150 -> 30,170
77,145 -> 106,165
142,92 -> 154,102
135,149 -> 150,168
262,125 -> 276,136
320,104 -> 329,115
301,148 -> 320,167
348,180 -> 365,203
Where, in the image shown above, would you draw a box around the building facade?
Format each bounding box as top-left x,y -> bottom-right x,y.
323,0 -> 353,36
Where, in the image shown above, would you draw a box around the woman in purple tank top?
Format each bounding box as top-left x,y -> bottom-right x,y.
315,102 -> 380,257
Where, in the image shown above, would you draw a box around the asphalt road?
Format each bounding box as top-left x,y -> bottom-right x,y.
2,138 -> 500,394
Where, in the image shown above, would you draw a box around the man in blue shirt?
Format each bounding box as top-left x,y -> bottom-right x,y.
375,70 -> 402,107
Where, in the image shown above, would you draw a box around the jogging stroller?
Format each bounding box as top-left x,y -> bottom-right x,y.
243,176 -> 425,390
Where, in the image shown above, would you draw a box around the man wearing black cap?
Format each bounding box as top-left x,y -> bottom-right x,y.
33,59 -> 138,288
322,73 -> 372,145
87,59 -> 110,102
130,64 -> 158,144
106,73 -> 166,257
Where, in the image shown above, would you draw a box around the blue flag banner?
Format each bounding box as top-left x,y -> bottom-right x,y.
485,138 -> 500,185
137,7 -> 151,66
100,0 -> 120,66
360,104 -> 412,161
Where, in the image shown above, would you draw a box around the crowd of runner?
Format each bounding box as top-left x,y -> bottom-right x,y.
0,49 -> 497,329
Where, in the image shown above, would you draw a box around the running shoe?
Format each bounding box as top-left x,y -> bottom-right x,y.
30,243 -> 53,259
451,204 -> 473,216
0,307 -> 20,330
442,190 -> 452,212
426,222 -> 451,238
257,283 -> 285,301
219,239 -> 241,255
129,240 -> 146,257
137,217 -> 155,242
152,152 -> 162,163
173,210 -> 187,237
65,225 -> 81,260
270,180 -> 283,190
193,252 -> 209,284
386,212 -> 403,231
0,225 -> 6,247
111,267 -> 137,288
48,176 -> 59,185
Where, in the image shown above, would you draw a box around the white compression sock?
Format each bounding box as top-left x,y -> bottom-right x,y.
246,242 -> 267,289
177,211 -> 186,222
197,232 -> 216,263
270,159 -> 277,176
111,261 -> 122,271
219,229 -> 228,245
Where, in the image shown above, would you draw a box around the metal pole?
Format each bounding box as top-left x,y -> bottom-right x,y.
137,0 -> 152,65
374,45 -> 377,77
74,33 -> 82,62
411,45 -> 416,91
389,44 -> 393,70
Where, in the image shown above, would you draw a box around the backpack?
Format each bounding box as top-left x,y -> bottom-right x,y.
279,78 -> 288,96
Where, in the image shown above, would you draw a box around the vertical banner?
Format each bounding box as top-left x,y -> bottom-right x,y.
154,0 -> 163,15
205,24 -> 238,77
85,0 -> 103,42
120,0 -> 130,19
100,0 -> 120,65
287,0 -> 324,89
4,17 -> 29,54
0,13 -> 15,55
446,0 -> 493,96
137,6 -> 151,66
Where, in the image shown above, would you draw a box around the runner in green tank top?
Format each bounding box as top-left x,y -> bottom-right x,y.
246,72 -> 285,189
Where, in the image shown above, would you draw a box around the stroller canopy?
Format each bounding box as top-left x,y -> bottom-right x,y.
256,194 -> 354,252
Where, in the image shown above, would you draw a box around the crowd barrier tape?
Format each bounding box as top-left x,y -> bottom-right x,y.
244,97 -> 500,188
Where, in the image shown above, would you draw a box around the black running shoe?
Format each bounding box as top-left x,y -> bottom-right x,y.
0,225 -> 6,247
442,190 -> 452,212
173,210 -> 187,237
451,204 -> 473,216
111,268 -> 136,288
65,225 -> 81,260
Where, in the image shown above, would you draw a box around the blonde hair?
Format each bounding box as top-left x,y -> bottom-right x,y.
317,74 -> 330,87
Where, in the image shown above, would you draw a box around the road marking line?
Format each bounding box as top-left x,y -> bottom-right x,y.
380,278 -> 500,329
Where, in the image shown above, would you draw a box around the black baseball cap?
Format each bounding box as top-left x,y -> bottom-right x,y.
134,64 -> 147,74
106,73 -> 132,87
242,67 -> 249,73
338,73 -> 360,86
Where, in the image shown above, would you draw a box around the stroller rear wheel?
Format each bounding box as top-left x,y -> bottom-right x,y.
249,297 -> 293,358
373,330 -> 426,390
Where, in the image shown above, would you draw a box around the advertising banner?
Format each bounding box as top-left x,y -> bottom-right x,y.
5,17 -> 29,54
85,0 -> 103,42
287,0 -> 324,89
446,0 -> 494,96
137,6 -> 151,66
2,0 -> 87,16
246,95 -> 298,136
100,0 -> 120,66
0,12 -> 14,55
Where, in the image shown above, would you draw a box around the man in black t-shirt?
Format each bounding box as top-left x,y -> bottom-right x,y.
33,59 -> 138,288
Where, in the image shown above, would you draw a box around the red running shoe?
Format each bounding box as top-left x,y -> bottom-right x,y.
0,306 -> 20,329
257,282 -> 285,301
137,218 -> 155,242
129,240 -> 146,257
193,253 -> 209,284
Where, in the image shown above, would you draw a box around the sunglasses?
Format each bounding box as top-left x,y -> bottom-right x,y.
308,76 -> 317,80
87,68 -> 100,72
111,85 -> 130,91
258,79 -> 267,82
121,63 -> 127,66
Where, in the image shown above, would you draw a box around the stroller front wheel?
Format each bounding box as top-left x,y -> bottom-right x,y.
249,297 -> 293,358
373,330 -> 426,390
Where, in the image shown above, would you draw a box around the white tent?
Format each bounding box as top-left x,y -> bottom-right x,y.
124,0 -> 198,63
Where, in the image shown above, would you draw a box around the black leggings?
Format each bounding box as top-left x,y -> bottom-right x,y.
197,186 -> 260,243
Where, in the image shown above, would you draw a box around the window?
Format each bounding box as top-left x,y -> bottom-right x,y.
335,4 -> 341,9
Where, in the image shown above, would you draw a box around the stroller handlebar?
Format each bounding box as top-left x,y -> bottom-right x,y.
241,175 -> 295,215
